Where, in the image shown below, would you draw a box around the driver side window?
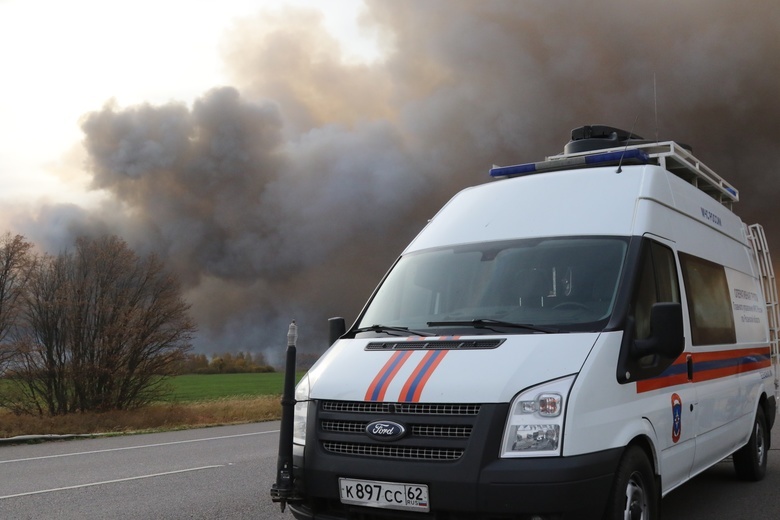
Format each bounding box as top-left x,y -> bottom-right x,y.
632,240 -> 680,340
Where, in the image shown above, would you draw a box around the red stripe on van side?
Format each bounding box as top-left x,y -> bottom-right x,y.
636,347 -> 771,393
635,372 -> 690,393
692,347 -> 772,365
694,357 -> 772,382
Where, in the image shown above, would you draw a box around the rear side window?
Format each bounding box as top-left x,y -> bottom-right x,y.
679,253 -> 736,345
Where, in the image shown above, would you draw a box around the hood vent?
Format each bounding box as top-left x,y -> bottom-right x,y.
365,339 -> 504,351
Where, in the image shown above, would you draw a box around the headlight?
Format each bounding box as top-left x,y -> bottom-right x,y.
500,375 -> 575,457
293,374 -> 310,446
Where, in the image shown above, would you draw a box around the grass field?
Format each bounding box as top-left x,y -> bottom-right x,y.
163,372 -> 296,402
0,372 -> 306,439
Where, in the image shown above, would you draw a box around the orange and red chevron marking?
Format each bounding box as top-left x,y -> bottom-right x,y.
364,336 -> 459,402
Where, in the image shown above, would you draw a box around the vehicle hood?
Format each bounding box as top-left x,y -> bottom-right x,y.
305,333 -> 600,404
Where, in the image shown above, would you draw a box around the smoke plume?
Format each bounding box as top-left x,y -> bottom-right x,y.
14,1 -> 780,362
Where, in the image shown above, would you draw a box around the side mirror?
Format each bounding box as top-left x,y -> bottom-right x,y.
328,317 -> 346,346
632,302 -> 684,360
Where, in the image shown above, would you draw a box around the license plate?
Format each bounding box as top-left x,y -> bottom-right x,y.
339,478 -> 430,512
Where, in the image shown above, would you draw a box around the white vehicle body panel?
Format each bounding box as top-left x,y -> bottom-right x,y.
308,334 -> 598,404
290,139 -> 778,518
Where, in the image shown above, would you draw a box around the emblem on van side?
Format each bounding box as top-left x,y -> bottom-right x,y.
671,393 -> 682,443
365,420 -> 407,442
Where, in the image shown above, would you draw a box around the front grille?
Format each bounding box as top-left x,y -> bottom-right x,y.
321,420 -> 365,433
322,420 -> 473,438
323,441 -> 464,460
414,424 -> 472,438
318,400 -> 481,463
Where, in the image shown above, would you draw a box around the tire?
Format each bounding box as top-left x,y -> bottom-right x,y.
603,445 -> 658,520
733,406 -> 768,481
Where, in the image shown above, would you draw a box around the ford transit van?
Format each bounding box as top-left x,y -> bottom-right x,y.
273,125 -> 779,520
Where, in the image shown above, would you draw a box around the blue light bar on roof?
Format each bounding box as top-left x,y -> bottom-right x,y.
489,148 -> 651,178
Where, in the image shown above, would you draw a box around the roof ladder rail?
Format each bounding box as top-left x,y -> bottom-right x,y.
748,223 -> 780,401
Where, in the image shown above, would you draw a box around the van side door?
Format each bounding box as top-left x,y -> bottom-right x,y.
618,237 -> 695,492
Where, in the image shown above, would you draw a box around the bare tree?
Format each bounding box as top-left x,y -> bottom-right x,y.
7,254 -> 71,415
7,235 -> 196,414
0,233 -> 34,376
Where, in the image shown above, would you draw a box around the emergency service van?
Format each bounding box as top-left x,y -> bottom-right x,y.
273,126 -> 780,519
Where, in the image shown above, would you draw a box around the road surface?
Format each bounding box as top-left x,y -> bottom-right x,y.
0,422 -> 288,519
1,421 -> 778,519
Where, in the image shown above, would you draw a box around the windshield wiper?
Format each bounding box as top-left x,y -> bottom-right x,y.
426,319 -> 562,334
352,324 -> 433,337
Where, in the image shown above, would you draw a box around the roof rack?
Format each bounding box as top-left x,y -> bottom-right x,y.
490,141 -> 739,209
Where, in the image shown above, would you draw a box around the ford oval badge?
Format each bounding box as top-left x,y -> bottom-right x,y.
365,420 -> 407,442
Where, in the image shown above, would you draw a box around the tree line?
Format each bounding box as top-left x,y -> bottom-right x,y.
175,352 -> 275,374
0,232 -> 196,415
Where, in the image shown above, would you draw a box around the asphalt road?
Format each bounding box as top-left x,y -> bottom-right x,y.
1,421 -> 778,519
0,422 -> 289,520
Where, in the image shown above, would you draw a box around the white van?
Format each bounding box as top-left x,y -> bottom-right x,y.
279,126 -> 779,519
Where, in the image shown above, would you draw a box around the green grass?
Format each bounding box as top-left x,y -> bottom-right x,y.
0,372 -> 308,438
162,372 -> 305,402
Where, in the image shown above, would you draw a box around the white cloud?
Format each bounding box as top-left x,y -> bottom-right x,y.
0,0 -> 377,205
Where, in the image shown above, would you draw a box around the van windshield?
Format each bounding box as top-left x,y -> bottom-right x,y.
356,237 -> 628,335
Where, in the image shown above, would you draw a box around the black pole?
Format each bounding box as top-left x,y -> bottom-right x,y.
271,320 -> 298,511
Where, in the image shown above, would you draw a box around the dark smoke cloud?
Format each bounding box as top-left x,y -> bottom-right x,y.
13,1 -> 780,361
73,82 -> 430,361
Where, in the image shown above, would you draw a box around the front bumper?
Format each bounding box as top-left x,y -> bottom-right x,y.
289,449 -> 620,519
287,402 -> 622,519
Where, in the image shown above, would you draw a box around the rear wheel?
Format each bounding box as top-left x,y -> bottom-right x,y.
604,445 -> 658,520
733,406 -> 768,481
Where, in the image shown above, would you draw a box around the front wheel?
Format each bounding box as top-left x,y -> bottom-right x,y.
733,406 -> 768,481
604,446 -> 658,520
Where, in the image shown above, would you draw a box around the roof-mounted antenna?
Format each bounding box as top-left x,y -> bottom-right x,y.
615,114 -> 640,174
654,73 -> 659,144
